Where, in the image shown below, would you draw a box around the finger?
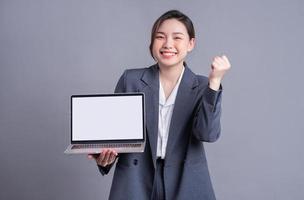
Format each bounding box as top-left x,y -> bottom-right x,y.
104,150 -> 111,162
221,55 -> 229,62
212,60 -> 222,69
221,55 -> 231,66
95,151 -> 105,165
109,152 -> 117,163
101,150 -> 111,166
109,149 -> 118,156
214,58 -> 230,71
214,57 -> 226,66
99,149 -> 108,161
213,56 -> 220,62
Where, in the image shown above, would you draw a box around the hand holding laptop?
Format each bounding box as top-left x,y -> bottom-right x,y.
88,149 -> 118,167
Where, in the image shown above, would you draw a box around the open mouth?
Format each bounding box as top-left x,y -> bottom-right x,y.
160,50 -> 177,57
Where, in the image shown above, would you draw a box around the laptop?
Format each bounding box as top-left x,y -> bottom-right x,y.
64,93 -> 146,154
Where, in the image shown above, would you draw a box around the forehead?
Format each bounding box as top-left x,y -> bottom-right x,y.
157,19 -> 188,34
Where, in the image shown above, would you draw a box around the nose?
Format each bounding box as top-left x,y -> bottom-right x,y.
163,37 -> 173,49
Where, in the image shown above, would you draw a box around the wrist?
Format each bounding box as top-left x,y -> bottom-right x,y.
209,79 -> 221,91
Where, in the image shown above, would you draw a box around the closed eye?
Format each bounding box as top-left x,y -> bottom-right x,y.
155,35 -> 164,39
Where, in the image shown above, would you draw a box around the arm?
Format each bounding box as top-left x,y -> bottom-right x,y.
97,153 -> 118,175
192,86 -> 222,142
192,55 -> 230,142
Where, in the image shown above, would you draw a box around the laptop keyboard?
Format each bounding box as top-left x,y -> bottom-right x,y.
71,143 -> 142,149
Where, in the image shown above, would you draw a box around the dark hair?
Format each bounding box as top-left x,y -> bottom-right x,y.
149,10 -> 195,59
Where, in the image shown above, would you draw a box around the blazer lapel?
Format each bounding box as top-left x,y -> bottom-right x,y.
140,64 -> 199,167
141,64 -> 159,168
165,65 -> 199,160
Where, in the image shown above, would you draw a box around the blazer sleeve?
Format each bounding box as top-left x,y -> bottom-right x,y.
192,85 -> 223,142
97,158 -> 117,175
97,70 -> 126,175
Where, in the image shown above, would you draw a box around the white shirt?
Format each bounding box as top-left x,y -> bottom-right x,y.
157,67 -> 185,159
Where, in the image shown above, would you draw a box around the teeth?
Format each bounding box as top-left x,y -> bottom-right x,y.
161,52 -> 176,56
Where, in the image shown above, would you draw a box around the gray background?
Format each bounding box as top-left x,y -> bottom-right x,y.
1,0 -> 303,199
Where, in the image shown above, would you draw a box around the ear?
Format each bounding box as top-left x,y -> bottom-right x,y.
187,38 -> 195,52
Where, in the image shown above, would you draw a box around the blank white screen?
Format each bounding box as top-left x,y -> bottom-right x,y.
72,95 -> 143,141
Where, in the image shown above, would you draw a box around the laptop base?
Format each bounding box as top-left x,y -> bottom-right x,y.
64,143 -> 145,154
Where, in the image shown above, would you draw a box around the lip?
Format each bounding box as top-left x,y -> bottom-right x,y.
160,50 -> 177,58
160,50 -> 177,54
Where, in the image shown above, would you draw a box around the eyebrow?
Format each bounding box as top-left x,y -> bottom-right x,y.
156,31 -> 185,35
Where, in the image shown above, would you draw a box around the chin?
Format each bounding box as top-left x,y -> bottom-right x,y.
158,60 -> 184,68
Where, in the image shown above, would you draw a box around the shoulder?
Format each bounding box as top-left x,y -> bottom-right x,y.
124,64 -> 155,75
183,63 -> 209,89
192,75 -> 209,94
184,66 -> 209,89
115,64 -> 157,92
121,64 -> 156,81
123,67 -> 147,78
195,74 -> 209,86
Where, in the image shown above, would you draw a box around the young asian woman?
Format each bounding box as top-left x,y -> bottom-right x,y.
88,10 -> 231,200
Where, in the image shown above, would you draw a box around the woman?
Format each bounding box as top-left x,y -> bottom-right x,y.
88,10 -> 231,200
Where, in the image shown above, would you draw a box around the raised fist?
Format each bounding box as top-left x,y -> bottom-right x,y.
208,55 -> 231,91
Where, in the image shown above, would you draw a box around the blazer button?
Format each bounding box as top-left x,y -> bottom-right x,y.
133,159 -> 138,165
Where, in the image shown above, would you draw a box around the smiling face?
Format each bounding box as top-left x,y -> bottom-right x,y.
152,19 -> 195,69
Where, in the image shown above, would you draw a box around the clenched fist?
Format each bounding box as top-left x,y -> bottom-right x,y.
209,55 -> 231,91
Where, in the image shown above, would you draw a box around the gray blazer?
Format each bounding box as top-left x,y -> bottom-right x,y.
99,64 -> 222,200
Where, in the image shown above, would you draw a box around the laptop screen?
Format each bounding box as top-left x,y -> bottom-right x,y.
71,93 -> 145,143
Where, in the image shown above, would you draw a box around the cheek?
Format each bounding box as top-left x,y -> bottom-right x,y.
152,41 -> 161,53
153,40 -> 162,49
178,42 -> 191,51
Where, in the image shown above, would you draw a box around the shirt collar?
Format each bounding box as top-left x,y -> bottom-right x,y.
159,66 -> 185,106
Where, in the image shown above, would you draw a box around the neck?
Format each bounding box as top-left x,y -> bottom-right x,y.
158,62 -> 184,83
